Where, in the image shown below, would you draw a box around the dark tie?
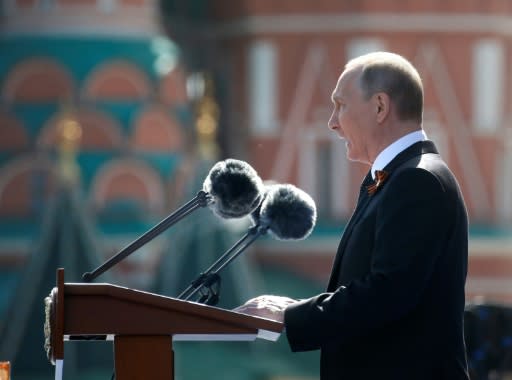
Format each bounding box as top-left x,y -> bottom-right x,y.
366,170 -> 389,195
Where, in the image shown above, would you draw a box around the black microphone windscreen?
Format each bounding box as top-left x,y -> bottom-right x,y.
248,180 -> 278,226
259,184 -> 317,240
203,159 -> 265,218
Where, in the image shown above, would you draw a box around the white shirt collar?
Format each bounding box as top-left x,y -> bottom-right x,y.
371,130 -> 427,179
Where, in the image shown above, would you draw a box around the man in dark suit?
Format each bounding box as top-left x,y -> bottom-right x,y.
236,52 -> 470,380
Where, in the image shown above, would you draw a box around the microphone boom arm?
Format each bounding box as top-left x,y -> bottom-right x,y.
82,190 -> 212,282
178,224 -> 268,303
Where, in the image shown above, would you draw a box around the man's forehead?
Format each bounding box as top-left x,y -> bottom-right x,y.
340,67 -> 361,85
332,68 -> 360,98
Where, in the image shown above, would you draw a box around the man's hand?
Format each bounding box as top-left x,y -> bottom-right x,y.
233,295 -> 297,322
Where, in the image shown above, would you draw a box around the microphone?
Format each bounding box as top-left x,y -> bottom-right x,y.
178,183 -> 317,304
82,159 -> 264,282
257,183 -> 317,240
204,158 -> 265,218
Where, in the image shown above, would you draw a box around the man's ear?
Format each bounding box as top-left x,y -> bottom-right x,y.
374,92 -> 390,123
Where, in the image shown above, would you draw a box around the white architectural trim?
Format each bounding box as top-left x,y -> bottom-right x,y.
472,39 -> 505,134
1,4 -> 159,38
7,11 -> 512,39
213,13 -> 512,37
248,40 -> 279,135
466,277 -> 512,293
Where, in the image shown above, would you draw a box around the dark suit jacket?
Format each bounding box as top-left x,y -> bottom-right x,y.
284,141 -> 470,380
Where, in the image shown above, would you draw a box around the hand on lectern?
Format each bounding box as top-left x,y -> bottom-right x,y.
234,295 -> 297,323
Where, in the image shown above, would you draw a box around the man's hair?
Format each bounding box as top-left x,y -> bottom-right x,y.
346,52 -> 423,123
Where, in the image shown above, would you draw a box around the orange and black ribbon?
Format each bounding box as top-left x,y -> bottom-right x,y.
367,170 -> 389,195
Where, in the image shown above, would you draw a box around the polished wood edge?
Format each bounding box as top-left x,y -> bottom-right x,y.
63,282 -> 284,333
54,268 -> 65,360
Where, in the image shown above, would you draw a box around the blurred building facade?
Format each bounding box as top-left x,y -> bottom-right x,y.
0,0 -> 191,287
205,0 -> 512,304
0,0 -> 320,379
2,0 -> 512,379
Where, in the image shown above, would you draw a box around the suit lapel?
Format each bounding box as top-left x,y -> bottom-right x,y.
326,140 -> 440,291
327,172 -> 373,290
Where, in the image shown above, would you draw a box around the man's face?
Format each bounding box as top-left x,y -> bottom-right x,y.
328,68 -> 374,165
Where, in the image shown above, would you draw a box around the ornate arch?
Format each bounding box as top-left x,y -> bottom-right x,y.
0,111 -> 30,151
91,157 -> 165,213
37,107 -> 124,150
131,104 -> 184,152
0,154 -> 55,216
2,57 -> 75,102
83,60 -> 153,100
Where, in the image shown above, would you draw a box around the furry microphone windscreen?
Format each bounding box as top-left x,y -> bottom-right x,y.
203,159 -> 265,218
248,180 -> 278,226
259,184 -> 317,240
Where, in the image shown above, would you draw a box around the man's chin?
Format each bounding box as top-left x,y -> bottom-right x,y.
346,149 -> 364,164
345,143 -> 354,160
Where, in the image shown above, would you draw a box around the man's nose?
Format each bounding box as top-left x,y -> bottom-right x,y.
328,112 -> 338,130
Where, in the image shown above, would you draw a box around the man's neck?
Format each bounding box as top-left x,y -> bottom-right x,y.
371,129 -> 426,177
370,121 -> 422,164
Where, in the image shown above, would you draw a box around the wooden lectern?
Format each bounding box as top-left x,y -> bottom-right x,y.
44,269 -> 283,379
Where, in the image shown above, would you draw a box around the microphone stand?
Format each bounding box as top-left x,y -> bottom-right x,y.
82,190 -> 212,282
178,223 -> 269,305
